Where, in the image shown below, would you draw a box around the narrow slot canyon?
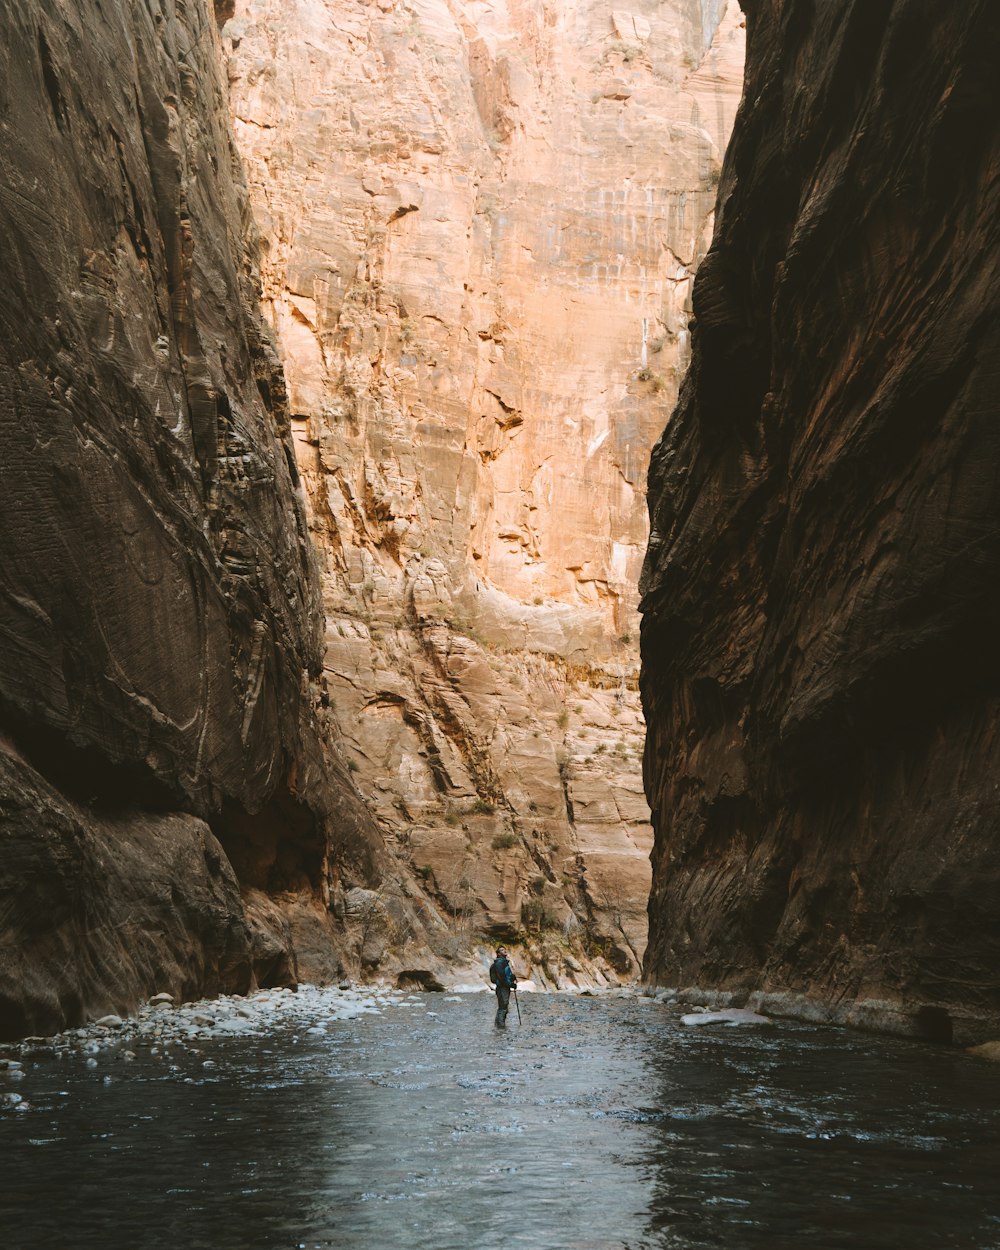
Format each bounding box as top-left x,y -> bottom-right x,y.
218,0 -> 745,992
2,1 -> 1000,1246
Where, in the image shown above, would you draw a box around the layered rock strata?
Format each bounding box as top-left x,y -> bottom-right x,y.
223,0 -> 743,980
641,0 -> 1000,1042
0,0 -> 383,1038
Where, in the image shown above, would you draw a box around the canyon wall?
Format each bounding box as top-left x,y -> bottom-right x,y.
641,0 -> 1000,1042
0,0 -> 388,1038
222,0 -> 743,982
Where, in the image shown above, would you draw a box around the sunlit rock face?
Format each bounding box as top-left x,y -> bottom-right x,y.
0,0 -> 382,1038
641,0 -> 1000,1041
223,0 -> 743,980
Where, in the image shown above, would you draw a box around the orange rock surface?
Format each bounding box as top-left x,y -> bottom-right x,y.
223,0 -> 744,980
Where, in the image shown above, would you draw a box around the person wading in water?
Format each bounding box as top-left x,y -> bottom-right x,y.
489,945 -> 517,1027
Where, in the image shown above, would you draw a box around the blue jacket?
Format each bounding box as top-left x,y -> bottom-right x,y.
489,955 -> 516,990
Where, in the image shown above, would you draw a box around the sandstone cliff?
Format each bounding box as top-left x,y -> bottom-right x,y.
641,0 -> 1000,1042
222,0 -> 743,982
0,0 -> 383,1038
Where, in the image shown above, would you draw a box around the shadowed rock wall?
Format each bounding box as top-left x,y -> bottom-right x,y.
641,0 -> 1000,1042
0,0 -> 383,1038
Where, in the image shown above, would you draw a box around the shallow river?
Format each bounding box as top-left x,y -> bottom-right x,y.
3,991 -> 1000,1249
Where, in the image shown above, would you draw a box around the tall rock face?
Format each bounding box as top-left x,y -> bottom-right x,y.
222,0 -> 743,982
641,0 -> 1000,1041
0,0 -> 380,1038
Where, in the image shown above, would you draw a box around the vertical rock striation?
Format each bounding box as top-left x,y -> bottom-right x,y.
222,0 -> 743,981
0,0 -> 380,1037
641,0 -> 1000,1041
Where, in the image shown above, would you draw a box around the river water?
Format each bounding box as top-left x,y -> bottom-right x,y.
3,990 -> 1000,1250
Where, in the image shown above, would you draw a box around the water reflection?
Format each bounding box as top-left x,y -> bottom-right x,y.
2,995 -> 1000,1249
640,1020 -> 1000,1249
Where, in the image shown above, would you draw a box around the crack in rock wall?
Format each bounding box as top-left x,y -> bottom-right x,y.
222,0 -> 743,984
640,0 -> 1000,1044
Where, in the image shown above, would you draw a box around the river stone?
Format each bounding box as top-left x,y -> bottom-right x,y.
680,1009 -> 772,1028
94,1016 -> 123,1029
395,970 -> 445,992
213,1019 -> 254,1036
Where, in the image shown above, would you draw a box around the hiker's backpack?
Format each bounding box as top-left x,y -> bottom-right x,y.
491,956 -> 512,987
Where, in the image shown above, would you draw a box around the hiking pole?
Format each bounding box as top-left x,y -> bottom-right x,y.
513,986 -> 522,1025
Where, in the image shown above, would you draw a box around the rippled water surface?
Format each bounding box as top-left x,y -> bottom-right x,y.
3,993 -> 1000,1249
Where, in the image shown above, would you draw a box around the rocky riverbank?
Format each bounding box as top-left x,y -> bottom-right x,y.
0,978 -> 655,1115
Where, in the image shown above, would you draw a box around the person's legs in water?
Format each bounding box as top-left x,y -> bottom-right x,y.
495,982 -> 510,1027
